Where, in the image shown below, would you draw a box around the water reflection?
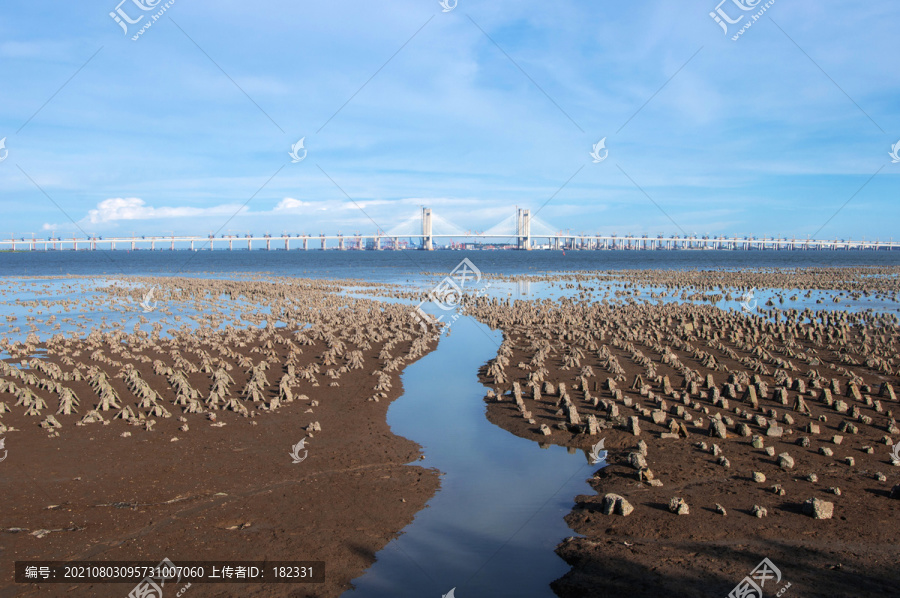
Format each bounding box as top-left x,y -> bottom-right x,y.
342,316 -> 594,598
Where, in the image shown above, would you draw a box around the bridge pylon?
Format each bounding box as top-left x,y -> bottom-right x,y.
421,207 -> 433,250
517,208 -> 531,250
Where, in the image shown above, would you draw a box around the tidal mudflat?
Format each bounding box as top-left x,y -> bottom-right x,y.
1,265 -> 899,597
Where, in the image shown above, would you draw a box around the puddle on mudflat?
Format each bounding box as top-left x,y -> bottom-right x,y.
342,316 -> 596,598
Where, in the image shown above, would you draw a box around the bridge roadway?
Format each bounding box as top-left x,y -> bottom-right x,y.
0,234 -> 896,251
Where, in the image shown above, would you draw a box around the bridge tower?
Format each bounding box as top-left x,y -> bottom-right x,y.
516,208 -> 532,250
421,207 -> 433,250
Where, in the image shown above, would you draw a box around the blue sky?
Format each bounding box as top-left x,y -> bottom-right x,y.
0,0 -> 898,241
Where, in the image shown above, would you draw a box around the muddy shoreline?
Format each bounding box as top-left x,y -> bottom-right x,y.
468,291 -> 900,597
0,278 -> 441,597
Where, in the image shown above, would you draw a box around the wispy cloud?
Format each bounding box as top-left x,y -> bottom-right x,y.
4,0 -> 899,239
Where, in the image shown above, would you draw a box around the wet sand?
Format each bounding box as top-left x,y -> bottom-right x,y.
465,271 -> 900,597
3,267 -> 900,597
0,277 -> 440,597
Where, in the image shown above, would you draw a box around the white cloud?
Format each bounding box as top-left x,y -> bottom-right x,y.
86,198 -> 245,223
274,198 -> 313,211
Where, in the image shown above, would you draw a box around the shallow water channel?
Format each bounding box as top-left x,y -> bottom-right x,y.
342,315 -> 597,598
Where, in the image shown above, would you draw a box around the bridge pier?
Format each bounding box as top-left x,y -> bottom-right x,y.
421,207 -> 433,250
320,235 -> 326,250
338,235 -> 344,250
303,236 -> 308,250
516,208 -> 531,250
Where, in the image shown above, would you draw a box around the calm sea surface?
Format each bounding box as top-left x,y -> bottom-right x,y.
1,249 -> 899,282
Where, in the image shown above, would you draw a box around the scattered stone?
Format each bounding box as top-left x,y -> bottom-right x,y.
778,453 -> 795,470
803,497 -> 834,519
628,452 -> 648,470
600,493 -> 634,516
627,416 -> 641,436
715,503 -> 727,515
710,419 -> 727,439
668,497 -> 690,515
752,504 -> 768,518
752,472 -> 766,483
637,439 -> 648,456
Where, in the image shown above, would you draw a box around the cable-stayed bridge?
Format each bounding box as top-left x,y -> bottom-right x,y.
2,207 -> 896,251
